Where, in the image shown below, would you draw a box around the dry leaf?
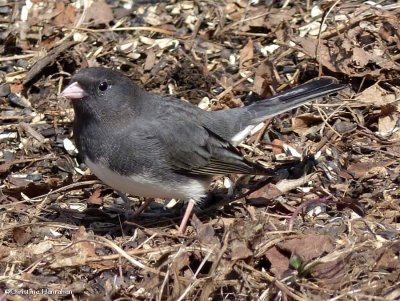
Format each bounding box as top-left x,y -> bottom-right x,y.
247,183 -> 283,203
240,39 -> 253,69
10,82 -> 23,94
231,239 -> 253,261
310,255 -> 348,289
347,161 -> 388,179
88,188 -> 103,205
279,234 -> 335,262
375,242 -> 400,270
271,139 -> 284,154
378,115 -> 397,137
13,227 -> 32,246
264,246 -> 290,278
192,214 -> 221,248
85,0 -> 113,25
144,49 -> 156,71
352,47 -> 370,67
252,61 -> 276,97
292,34 -> 400,79
54,2 -> 76,27
291,113 -> 323,135
356,84 -> 396,106
31,241 -> 54,255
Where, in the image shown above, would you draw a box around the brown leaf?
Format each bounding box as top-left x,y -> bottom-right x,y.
170,251 -> 189,299
88,188 -> 103,205
310,255 -> 348,289
252,61 -> 277,97
264,8 -> 296,28
264,246 -> 289,278
0,246 -> 11,260
72,226 -> 92,242
271,139 -> 284,154
240,39 -> 253,69
89,260 -> 116,271
247,183 -> 283,204
334,120 -> 357,135
352,47 -> 370,67
13,227 -> 32,246
379,20 -> 400,48
231,239 -> 253,261
8,175 -> 30,187
375,244 -> 400,270
279,234 -> 335,262
347,161 -> 388,179
292,35 -> 400,79
192,214 -> 221,248
144,49 -> 156,71
20,122 -> 45,144
85,0 -> 114,25
10,82 -> 23,94
292,36 -> 341,73
0,162 -> 12,173
54,2 -> 76,27
171,250 -> 190,273
50,227 -> 96,269
378,115 -> 397,137
240,8 -> 296,31
355,84 -> 396,106
291,113 -> 323,135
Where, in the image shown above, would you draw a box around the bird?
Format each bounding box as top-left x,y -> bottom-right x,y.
60,67 -> 345,235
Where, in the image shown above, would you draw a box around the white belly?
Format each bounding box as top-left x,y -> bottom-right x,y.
85,158 -> 208,200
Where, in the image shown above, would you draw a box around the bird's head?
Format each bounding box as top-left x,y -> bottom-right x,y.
60,67 -> 141,121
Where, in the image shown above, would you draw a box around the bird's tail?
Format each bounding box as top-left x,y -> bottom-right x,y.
247,78 -> 346,124
201,77 -> 346,146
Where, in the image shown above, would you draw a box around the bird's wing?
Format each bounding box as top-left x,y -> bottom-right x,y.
134,116 -> 265,176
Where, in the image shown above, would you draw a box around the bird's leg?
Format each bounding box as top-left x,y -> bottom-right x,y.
117,191 -> 153,218
117,191 -> 131,204
177,199 -> 195,235
131,198 -> 154,217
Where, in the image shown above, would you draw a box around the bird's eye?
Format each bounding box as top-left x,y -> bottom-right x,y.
98,81 -> 108,91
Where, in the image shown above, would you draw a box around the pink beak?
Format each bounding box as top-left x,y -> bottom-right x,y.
60,82 -> 86,99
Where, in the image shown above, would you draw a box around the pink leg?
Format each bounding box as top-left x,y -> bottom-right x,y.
177,199 -> 195,235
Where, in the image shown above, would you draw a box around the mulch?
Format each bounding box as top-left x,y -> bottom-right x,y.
1,1 -> 400,300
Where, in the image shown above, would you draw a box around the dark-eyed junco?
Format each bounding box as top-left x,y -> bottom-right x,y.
60,67 -> 345,234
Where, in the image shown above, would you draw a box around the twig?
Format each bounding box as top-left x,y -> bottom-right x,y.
95,236 -> 158,273
220,11 -> 271,34
186,15 -> 204,50
0,222 -> 79,233
216,72 -> 255,100
30,180 -> 101,200
231,31 -> 269,37
0,115 -> 33,120
177,247 -> 215,301
76,26 -> 177,36
239,262 -> 308,301
0,53 -> 36,62
288,196 -> 336,231
316,104 -> 343,138
316,0 -> 341,77
198,228 -> 231,301
0,155 -> 56,170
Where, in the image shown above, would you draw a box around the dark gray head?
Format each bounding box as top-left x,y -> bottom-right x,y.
60,67 -> 144,122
